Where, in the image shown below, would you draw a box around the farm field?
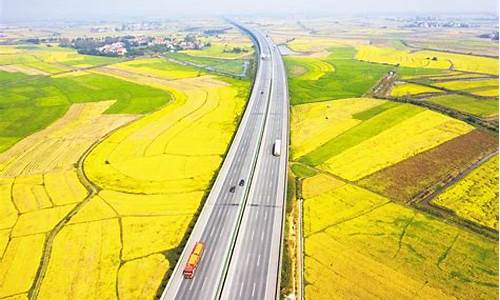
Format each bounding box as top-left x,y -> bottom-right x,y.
0,101 -> 137,299
284,33 -> 498,300
181,40 -> 254,59
390,82 -> 444,97
358,129 -> 498,203
0,71 -> 170,153
433,155 -> 499,230
302,176 -> 498,300
0,44 -> 122,74
426,94 -> 498,118
0,28 -> 252,299
433,79 -> 499,97
285,48 -> 392,105
356,45 -> 499,75
166,52 -> 249,77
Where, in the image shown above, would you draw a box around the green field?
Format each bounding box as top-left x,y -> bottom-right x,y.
426,94 -> 498,117
285,47 -> 393,105
0,44 -> 122,73
166,52 -> 248,76
0,71 -> 171,152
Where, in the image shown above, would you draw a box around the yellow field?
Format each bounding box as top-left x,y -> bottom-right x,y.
0,101 -> 135,299
37,219 -> 121,300
0,44 -> 116,73
356,45 -> 499,75
111,58 -> 201,80
303,175 -> 498,300
390,82 -> 444,97
291,98 -> 384,159
320,110 -> 473,181
118,254 -> 169,300
434,78 -> 499,97
433,155 -> 499,230
285,56 -> 334,80
28,67 -> 247,299
288,37 -> 361,57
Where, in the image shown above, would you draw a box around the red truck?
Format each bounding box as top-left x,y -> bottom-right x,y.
183,241 -> 204,279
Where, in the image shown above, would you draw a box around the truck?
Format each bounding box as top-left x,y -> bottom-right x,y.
183,241 -> 204,279
273,139 -> 281,157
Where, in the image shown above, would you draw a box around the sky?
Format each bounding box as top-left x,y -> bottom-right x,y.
0,0 -> 498,22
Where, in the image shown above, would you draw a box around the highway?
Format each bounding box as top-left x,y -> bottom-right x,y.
160,21 -> 289,300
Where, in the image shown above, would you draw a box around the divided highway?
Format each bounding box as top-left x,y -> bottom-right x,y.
160,21 -> 289,300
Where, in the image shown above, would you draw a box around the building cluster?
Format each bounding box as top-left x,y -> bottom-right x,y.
62,34 -> 208,57
404,21 -> 475,28
97,42 -> 127,56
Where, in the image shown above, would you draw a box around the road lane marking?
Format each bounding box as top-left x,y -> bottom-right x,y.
239,282 -> 245,297
257,254 -> 261,266
251,230 -> 255,241
252,283 -> 256,297
261,231 -> 264,241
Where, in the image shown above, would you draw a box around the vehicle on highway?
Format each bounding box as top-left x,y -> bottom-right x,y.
229,186 -> 236,193
239,179 -> 245,186
260,91 -> 264,95
273,139 -> 281,156
183,241 -> 205,279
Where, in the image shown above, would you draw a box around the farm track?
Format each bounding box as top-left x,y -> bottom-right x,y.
28,115 -> 139,300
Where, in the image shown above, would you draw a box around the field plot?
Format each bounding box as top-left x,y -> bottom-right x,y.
433,79 -> 499,97
426,94 -> 498,118
390,82 -> 444,97
285,47 -> 392,105
0,101 -> 136,299
357,45 -> 499,75
359,129 -> 498,203
433,155 -> 499,230
111,58 -> 202,80
303,177 -> 498,300
181,40 -> 254,59
54,66 -> 247,299
297,98 -> 473,178
0,71 -> 169,152
290,98 -> 387,159
0,44 -> 121,74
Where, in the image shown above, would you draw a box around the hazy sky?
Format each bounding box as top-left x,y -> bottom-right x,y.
0,0 -> 498,22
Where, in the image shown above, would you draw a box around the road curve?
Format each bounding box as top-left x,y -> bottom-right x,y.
160,21 -> 289,300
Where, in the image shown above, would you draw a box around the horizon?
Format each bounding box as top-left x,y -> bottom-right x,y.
0,0 -> 498,23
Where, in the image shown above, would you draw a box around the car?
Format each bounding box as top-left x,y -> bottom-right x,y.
260,91 -> 264,95
229,186 -> 236,193
239,179 -> 245,186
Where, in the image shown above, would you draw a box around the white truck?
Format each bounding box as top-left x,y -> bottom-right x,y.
273,139 -> 281,157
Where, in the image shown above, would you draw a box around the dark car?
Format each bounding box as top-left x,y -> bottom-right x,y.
229,186 -> 236,193
239,179 -> 245,186
260,91 -> 264,95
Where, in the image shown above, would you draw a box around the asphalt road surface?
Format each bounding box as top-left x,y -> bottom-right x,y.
160,21 -> 289,300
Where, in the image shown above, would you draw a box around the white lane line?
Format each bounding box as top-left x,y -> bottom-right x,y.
251,229 -> 255,241
239,281 -> 245,297
264,211 -> 268,221
252,282 -> 256,297
261,231 -> 264,241
256,210 -> 259,219
257,254 -> 261,266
